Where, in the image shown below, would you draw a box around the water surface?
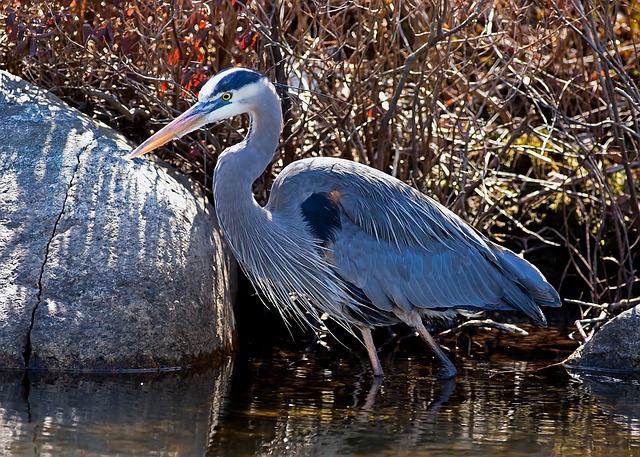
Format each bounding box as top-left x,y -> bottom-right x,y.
1,327 -> 639,456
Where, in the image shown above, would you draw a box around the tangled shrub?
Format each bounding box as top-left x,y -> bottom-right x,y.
2,0 -> 639,337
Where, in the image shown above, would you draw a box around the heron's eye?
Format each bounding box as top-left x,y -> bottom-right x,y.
221,92 -> 232,101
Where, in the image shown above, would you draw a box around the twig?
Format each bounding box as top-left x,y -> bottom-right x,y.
376,0 -> 491,169
566,297 -> 640,315
81,88 -> 147,121
437,319 -> 529,338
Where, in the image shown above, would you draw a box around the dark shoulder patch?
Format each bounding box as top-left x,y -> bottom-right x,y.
217,68 -> 264,93
301,192 -> 342,246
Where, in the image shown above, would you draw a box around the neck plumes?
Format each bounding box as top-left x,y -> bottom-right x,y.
211,81 -> 360,328
212,85 -> 283,257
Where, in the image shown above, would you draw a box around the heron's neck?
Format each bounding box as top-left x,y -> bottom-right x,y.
213,95 -> 283,244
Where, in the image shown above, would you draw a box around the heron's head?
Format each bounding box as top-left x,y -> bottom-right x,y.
126,67 -> 273,159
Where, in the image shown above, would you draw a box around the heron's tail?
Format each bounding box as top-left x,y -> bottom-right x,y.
492,244 -> 562,326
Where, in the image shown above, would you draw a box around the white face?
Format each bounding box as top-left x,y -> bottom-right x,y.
197,69 -> 272,123
126,68 -> 272,158
198,72 -> 228,101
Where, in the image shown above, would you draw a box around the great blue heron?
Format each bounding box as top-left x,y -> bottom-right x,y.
127,67 -> 561,379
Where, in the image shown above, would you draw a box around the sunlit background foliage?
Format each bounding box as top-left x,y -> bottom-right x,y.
2,0 -> 639,338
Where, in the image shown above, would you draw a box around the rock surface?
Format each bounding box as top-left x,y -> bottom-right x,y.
0,71 -> 236,371
564,304 -> 640,374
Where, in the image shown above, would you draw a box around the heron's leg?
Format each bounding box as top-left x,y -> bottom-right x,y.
393,308 -> 457,379
360,327 -> 384,378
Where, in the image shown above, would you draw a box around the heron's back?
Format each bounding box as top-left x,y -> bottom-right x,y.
267,157 -> 560,326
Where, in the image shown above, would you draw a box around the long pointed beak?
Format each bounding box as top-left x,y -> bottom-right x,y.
125,102 -> 210,159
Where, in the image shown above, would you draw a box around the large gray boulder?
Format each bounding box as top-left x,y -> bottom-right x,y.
564,304 -> 640,374
0,71 -> 236,370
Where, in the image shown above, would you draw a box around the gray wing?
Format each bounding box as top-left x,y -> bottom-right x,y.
267,157 -> 561,326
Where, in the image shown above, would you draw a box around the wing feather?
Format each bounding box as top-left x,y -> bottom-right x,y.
268,157 -> 560,326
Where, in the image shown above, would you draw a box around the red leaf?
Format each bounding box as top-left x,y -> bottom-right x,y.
167,47 -> 180,65
231,0 -> 250,9
195,49 -> 205,63
15,35 -> 29,55
180,70 -> 192,89
82,23 -> 93,43
240,31 -> 258,50
159,81 -> 169,96
105,21 -> 113,42
189,72 -> 206,93
6,11 -> 16,29
7,25 -> 18,43
118,35 -> 131,55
